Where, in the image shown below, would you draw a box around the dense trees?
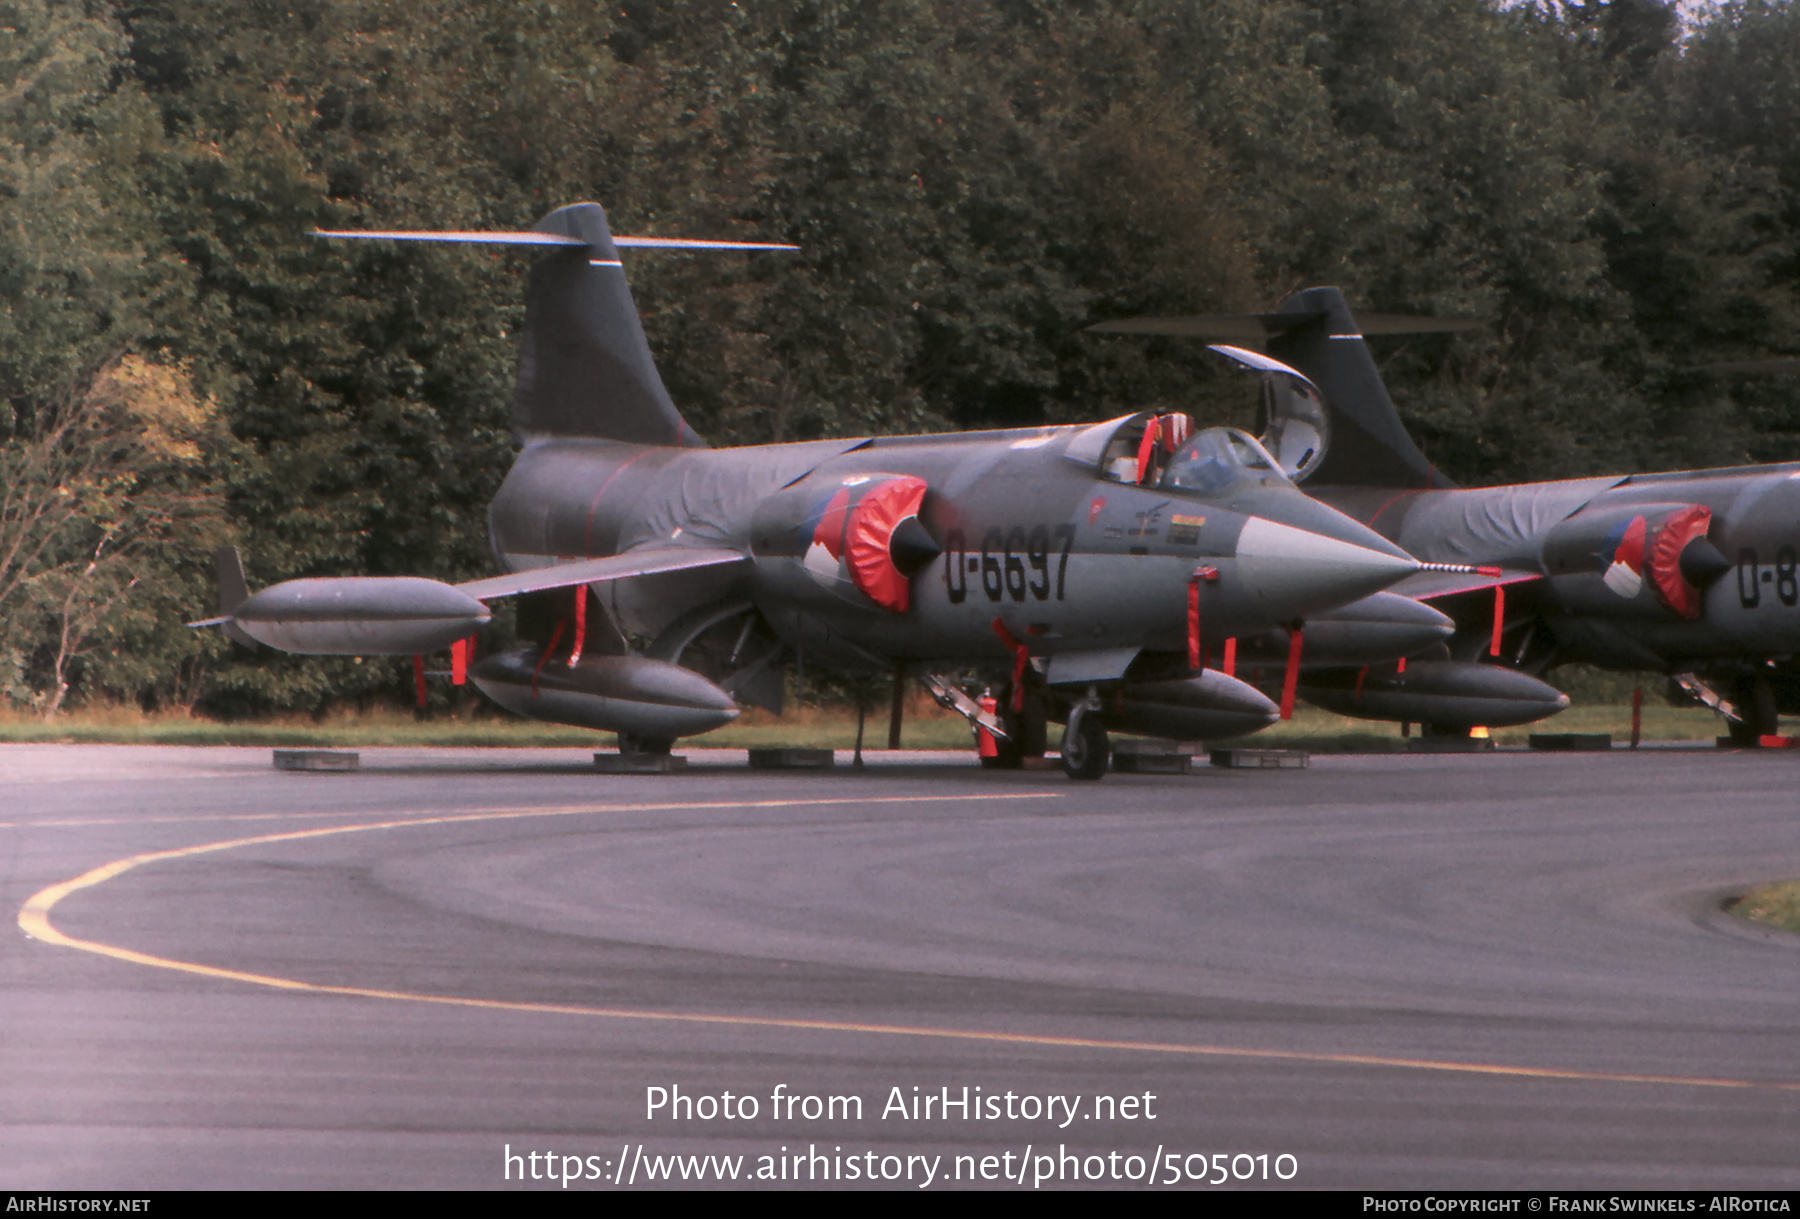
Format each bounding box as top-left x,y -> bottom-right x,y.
4,0 -> 1800,713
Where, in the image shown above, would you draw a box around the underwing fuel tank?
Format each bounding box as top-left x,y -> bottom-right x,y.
470,649 -> 740,739
1100,670 -> 1280,740
230,577 -> 492,654
1298,661 -> 1569,729
1233,592 -> 1454,667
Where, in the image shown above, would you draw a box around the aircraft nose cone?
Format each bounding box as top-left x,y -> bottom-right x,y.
1233,515 -> 1420,619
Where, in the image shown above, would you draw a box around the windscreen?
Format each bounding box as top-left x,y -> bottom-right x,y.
1160,427 -> 1290,497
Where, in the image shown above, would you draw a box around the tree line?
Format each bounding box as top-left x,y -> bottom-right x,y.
3,0 -> 1798,715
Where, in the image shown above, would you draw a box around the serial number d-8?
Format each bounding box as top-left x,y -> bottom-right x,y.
1737,546 -> 1799,609
945,525 -> 1074,604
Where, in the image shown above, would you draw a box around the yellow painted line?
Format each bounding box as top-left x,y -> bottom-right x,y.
18,792 -> 1798,1093
0,801 -> 735,830
0,792 -> 1027,831
1,811 -> 437,829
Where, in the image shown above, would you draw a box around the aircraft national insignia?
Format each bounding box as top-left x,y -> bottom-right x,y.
1600,515 -> 1648,598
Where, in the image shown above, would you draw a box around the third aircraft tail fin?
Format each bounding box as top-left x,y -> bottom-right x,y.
1263,287 -> 1456,490
1088,286 -> 1471,489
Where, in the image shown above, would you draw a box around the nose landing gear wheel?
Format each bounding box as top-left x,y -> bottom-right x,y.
1060,716 -> 1110,780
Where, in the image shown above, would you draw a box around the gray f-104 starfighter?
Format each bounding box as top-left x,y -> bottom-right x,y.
200,204 -> 1453,777
1096,286 -> 1800,743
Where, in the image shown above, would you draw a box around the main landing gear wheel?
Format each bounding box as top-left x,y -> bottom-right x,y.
1060,716 -> 1110,781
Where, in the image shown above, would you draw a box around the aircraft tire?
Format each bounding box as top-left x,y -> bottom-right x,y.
1060,717 -> 1110,781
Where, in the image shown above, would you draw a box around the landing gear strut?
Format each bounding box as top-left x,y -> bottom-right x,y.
982,675 -> 1050,769
1728,673 -> 1780,746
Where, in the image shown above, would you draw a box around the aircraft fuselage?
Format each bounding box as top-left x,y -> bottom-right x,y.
491,424 -> 1418,671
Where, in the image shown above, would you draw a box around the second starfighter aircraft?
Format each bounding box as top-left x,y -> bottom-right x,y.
1096,286 -> 1800,743
202,204 -> 1451,777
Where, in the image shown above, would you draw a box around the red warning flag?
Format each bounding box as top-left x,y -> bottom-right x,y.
1187,578 -> 1201,670
1279,628 -> 1303,721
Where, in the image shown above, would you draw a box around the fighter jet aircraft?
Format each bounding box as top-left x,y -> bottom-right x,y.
1093,287 -> 1800,743
198,204 -> 1453,777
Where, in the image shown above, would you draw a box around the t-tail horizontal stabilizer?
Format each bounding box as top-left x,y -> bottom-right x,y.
315,203 -> 797,448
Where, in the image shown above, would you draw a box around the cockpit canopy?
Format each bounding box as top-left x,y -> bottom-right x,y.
1063,412 -> 1293,498
1063,411 -> 1194,486
1159,427 -> 1289,496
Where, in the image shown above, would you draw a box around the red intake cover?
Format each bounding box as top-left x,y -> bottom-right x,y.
1647,504 -> 1712,620
846,477 -> 929,613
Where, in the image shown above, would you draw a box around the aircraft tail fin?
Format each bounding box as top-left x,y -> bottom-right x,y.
511,202 -> 703,448
1262,287 -> 1455,490
316,202 -> 797,449
1087,286 -> 1467,489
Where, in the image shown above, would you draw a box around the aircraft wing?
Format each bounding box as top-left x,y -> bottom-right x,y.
1385,568 -> 1544,601
455,546 -> 749,600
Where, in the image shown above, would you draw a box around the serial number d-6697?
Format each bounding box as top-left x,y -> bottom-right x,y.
944,525 -> 1076,604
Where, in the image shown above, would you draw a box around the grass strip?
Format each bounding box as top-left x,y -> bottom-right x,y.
1727,881 -> 1800,934
0,701 -> 1731,750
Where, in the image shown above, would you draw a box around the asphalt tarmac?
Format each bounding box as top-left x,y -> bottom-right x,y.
2,743 -> 1797,1190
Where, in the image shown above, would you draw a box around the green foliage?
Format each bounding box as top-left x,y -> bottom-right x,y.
0,0 -> 142,425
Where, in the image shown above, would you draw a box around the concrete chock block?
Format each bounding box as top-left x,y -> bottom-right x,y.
1527,733 -> 1612,751
1112,738 -> 1202,756
594,752 -> 688,773
747,748 -> 835,769
1112,738 -> 1199,774
1209,748 -> 1308,769
1112,753 -> 1192,774
273,749 -> 360,772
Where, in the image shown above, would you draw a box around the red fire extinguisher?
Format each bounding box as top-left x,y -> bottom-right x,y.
976,689 -> 999,758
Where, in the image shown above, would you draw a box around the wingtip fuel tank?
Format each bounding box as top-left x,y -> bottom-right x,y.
229,577 -> 493,655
